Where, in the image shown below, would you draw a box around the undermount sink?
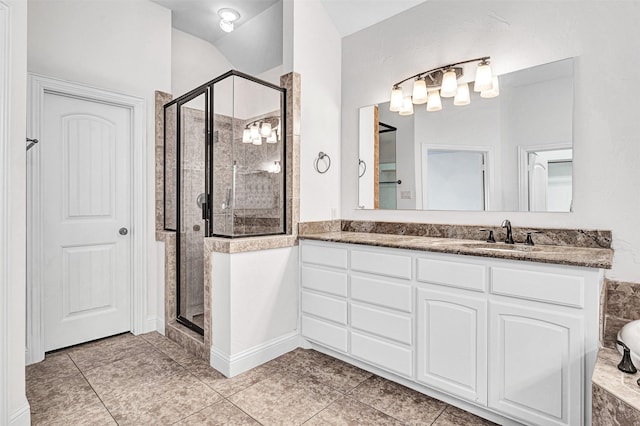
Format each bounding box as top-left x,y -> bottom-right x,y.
462,242 -> 547,253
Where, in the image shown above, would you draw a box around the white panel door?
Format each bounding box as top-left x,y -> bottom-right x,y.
488,301 -> 583,426
42,92 -> 132,351
416,288 -> 487,404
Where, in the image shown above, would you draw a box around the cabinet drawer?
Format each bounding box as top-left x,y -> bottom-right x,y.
351,275 -> 412,312
302,316 -> 348,353
351,303 -> 412,345
301,243 -> 347,269
351,249 -> 412,280
417,258 -> 486,292
301,266 -> 347,297
302,291 -> 347,325
491,267 -> 584,308
351,331 -> 413,378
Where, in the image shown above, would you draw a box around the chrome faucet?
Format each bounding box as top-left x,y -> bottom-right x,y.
501,219 -> 514,244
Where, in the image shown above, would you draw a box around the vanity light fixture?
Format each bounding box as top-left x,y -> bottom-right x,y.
218,8 -> 240,33
399,96 -> 414,116
454,83 -> 471,106
480,76 -> 500,98
426,90 -> 442,112
389,56 -> 498,114
412,78 -> 429,104
243,116 -> 281,146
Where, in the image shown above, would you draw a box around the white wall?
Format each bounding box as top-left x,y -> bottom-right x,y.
3,1 -> 30,422
171,28 -> 233,99
341,1 -> 640,281
290,0 -> 342,221
211,247 -> 298,375
28,0 -> 172,332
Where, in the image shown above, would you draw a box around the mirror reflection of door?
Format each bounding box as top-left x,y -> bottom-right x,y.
379,122 -> 398,209
423,148 -> 488,211
526,148 -> 572,212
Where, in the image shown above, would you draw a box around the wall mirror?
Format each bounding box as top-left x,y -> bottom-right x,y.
358,58 -> 574,212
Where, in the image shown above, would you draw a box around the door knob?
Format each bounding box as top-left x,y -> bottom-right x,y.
119,227 -> 128,236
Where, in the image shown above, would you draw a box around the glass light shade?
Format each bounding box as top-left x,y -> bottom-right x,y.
399,96 -> 414,116
389,87 -> 404,112
242,128 -> 251,143
481,76 -> 500,98
266,131 -> 277,143
260,122 -> 272,137
218,8 -> 239,22
426,91 -> 442,112
252,137 -> 262,146
412,79 -> 428,104
453,83 -> 471,106
474,61 -> 493,92
219,19 -> 234,33
440,69 -> 458,98
250,124 -> 260,140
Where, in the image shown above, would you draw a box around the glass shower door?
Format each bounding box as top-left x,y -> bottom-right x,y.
177,89 -> 209,334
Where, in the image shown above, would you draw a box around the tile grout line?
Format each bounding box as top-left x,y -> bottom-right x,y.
429,404 -> 449,425
225,398 -> 265,425
66,352 -> 120,425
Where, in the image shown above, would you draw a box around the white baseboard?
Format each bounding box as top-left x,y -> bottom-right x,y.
142,316 -> 162,334
298,336 -> 312,349
9,401 -> 30,426
211,331 -> 299,378
155,317 -> 165,335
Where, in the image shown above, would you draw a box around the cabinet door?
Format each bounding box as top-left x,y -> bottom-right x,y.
416,288 -> 487,405
488,301 -> 583,426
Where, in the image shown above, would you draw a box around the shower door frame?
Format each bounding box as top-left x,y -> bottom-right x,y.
164,70 -> 287,336
165,86 -> 211,336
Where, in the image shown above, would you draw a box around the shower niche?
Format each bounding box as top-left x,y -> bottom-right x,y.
164,71 -> 286,334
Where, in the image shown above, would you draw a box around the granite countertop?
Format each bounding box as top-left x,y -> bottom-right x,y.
299,231 -> 613,269
593,347 -> 640,411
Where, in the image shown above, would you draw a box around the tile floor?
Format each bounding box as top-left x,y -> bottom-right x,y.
26,332 -> 497,425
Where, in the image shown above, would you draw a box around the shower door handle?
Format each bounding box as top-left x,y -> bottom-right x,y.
119,227 -> 128,236
201,202 -> 208,220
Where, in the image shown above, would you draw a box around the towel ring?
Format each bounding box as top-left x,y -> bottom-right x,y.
358,159 -> 367,178
314,151 -> 331,174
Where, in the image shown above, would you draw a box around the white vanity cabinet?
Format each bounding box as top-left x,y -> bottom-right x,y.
300,242 -> 348,353
349,250 -> 414,378
298,239 -> 602,426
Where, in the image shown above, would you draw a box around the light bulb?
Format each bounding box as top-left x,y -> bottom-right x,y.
242,128 -> 251,143
440,69 -> 458,98
273,161 -> 281,173
412,78 -> 428,104
389,86 -> 404,112
219,19 -> 234,33
426,91 -> 442,112
250,124 -> 259,140
474,60 -> 493,92
453,83 -> 471,106
266,131 -> 277,143
481,76 -> 500,98
260,122 -> 272,137
399,96 -> 414,116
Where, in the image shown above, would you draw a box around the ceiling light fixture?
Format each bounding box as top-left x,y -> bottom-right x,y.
218,8 -> 240,33
388,56 -> 498,114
